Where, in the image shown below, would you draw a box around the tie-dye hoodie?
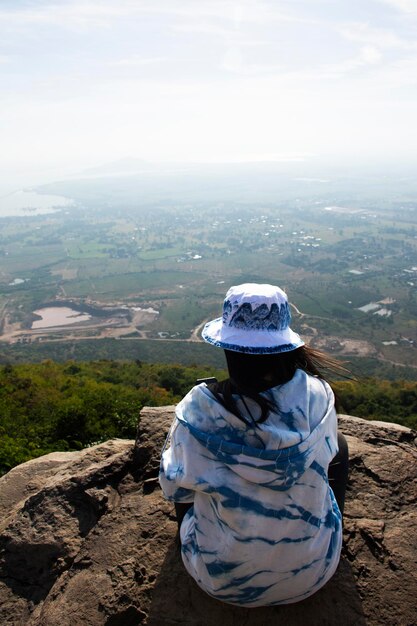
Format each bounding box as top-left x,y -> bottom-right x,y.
159,369 -> 342,606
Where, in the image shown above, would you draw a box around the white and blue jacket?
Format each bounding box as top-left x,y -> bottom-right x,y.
159,369 -> 342,606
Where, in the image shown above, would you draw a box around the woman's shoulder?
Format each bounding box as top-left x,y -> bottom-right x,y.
270,368 -> 334,409
176,382 -> 224,426
177,382 -> 255,439
293,368 -> 333,392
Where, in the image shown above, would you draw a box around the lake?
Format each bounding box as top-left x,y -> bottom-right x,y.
0,190 -> 73,218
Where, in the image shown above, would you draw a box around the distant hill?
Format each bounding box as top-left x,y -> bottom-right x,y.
73,157 -> 155,178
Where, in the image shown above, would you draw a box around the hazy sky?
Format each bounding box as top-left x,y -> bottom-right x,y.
1,0 -> 417,184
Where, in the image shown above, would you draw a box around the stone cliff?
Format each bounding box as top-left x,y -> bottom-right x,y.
0,408 -> 416,626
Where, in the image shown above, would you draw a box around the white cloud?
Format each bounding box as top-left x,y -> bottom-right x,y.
171,22 -> 266,48
312,45 -> 383,78
109,56 -> 167,68
340,22 -> 413,50
0,0 -> 298,32
0,2 -> 127,31
225,44 -> 384,81
360,45 -> 382,64
1,0 -> 417,180
367,56 -> 417,88
379,0 -> 417,14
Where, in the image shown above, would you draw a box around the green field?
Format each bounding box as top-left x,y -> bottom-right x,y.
1,184 -> 416,378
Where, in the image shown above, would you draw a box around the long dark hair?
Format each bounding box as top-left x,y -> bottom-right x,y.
209,346 -> 348,425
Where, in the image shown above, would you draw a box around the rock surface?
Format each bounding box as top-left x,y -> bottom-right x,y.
0,408 -> 416,626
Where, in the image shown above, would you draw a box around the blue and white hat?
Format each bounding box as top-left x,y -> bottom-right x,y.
202,283 -> 304,354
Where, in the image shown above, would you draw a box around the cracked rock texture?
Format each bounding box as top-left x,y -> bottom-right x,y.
0,408 -> 416,626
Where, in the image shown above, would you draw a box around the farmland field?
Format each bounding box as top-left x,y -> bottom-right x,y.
0,164 -> 416,378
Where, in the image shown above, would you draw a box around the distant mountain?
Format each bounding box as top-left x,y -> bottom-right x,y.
73,158 -> 156,178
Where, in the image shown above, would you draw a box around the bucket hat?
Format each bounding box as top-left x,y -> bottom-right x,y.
202,283 -> 304,354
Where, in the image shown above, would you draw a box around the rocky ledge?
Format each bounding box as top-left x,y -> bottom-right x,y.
0,409 -> 416,626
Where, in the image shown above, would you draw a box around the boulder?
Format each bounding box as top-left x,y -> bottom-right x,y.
0,408 -> 415,626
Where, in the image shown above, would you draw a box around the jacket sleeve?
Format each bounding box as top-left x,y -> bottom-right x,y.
159,418 -> 195,503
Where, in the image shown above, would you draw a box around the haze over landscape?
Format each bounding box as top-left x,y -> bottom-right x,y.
1,0 -> 417,186
0,0 -> 416,378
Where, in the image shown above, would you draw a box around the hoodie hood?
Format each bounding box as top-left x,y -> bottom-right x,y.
175,369 -> 337,490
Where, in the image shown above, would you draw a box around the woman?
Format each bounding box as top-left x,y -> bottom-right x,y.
159,283 -> 349,607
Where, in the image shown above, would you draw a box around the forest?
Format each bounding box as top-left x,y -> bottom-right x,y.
0,359 -> 416,476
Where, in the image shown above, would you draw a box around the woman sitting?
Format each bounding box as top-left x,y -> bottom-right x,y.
159,283 -> 349,607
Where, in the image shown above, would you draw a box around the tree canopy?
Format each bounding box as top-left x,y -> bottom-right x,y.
0,360 -> 415,475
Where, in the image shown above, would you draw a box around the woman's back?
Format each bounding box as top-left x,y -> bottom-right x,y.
159,369 -> 342,606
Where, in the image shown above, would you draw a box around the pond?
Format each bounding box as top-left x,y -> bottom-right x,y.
32,307 -> 92,329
